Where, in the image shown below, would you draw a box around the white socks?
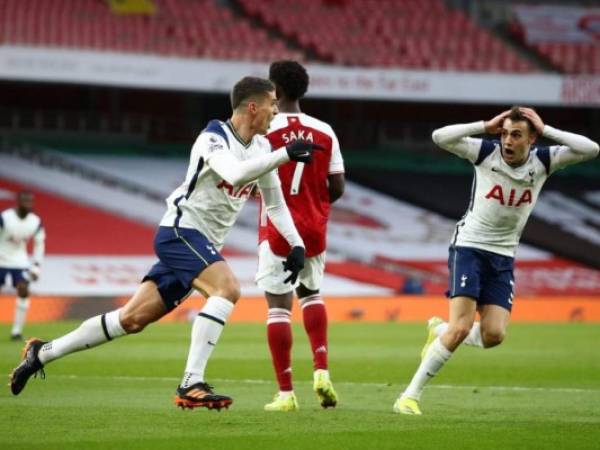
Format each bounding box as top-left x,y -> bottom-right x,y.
402,338 -> 452,400
181,296 -> 234,388
38,309 -> 126,365
11,296 -> 30,336
435,320 -> 483,348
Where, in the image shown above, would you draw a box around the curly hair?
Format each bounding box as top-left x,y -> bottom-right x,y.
269,60 -> 309,101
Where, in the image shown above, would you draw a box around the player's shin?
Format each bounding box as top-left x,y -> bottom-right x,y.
402,338 -> 452,400
300,294 -> 328,370
267,308 -> 293,392
11,296 -> 30,337
37,309 -> 126,365
181,296 -> 233,388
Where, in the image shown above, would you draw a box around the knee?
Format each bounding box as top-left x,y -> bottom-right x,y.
215,276 -> 241,303
445,323 -> 472,345
16,284 -> 29,298
481,328 -> 506,348
119,311 -> 148,334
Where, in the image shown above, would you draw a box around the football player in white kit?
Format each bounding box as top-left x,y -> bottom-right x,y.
394,106 -> 599,415
0,191 -> 45,341
10,76 -> 322,410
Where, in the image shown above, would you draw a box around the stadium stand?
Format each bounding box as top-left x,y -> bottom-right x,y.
0,0 -> 540,72
237,0 -> 536,71
0,0 -> 305,62
508,3 -> 600,74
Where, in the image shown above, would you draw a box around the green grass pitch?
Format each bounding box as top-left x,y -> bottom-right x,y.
1,321 -> 599,449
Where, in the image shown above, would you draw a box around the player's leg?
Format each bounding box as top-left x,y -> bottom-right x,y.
255,241 -> 298,411
175,261 -> 239,410
263,290 -> 298,411
476,254 -> 514,348
10,280 -> 167,395
396,296 -> 477,414
10,276 -> 30,340
478,304 -> 510,348
423,316 -> 483,349
297,254 -> 338,408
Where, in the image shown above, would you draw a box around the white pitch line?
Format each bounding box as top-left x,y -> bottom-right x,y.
51,374 -> 600,394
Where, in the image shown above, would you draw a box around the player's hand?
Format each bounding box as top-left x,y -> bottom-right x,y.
29,264 -> 40,281
519,107 -> 545,134
286,141 -> 324,163
484,110 -> 511,134
282,246 -> 305,284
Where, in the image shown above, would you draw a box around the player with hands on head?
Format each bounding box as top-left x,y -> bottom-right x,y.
394,106 -> 599,416
10,76 -> 319,411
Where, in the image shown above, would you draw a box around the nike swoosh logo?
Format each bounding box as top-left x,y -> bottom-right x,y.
426,372 -> 435,378
207,341 -> 216,346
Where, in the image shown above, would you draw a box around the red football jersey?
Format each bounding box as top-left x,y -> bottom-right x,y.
259,113 -> 344,257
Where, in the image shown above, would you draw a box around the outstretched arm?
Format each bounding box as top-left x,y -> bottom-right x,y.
520,107 -> 599,171
208,146 -> 290,186
207,136 -> 322,186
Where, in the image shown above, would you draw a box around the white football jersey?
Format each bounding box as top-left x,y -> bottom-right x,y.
0,209 -> 45,268
453,138 -> 589,257
160,119 -> 275,250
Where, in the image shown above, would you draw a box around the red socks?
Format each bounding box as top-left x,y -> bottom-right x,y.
300,295 -> 328,370
267,308 -> 293,391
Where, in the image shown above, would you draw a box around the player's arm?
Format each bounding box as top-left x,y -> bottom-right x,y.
30,225 -> 45,281
257,171 -> 305,283
206,134 -> 322,186
327,132 -> 345,204
520,107 -> 599,172
432,111 -> 511,163
328,174 -> 345,204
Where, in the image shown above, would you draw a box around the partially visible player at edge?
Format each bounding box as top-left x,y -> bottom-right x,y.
394,107 -> 599,415
0,191 -> 45,340
256,61 -> 345,412
10,76 -> 324,410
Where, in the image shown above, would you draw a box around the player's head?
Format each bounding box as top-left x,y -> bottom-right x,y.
231,76 -> 278,135
16,191 -> 34,214
269,60 -> 309,102
500,106 -> 537,167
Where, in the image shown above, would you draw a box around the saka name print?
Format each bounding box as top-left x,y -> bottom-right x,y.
485,185 -> 533,207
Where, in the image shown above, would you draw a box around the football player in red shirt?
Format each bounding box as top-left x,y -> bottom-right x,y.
256,61 -> 345,411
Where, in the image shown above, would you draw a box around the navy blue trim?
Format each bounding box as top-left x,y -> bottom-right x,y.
198,312 -> 225,326
0,214 -> 3,229
203,120 -> 229,147
100,314 -> 112,341
468,173 -> 477,212
35,221 -> 43,234
173,156 -> 204,228
475,140 -> 497,165
536,147 -> 551,174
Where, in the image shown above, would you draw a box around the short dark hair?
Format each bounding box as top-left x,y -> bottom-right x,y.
507,106 -> 535,134
269,60 -> 309,101
230,76 -> 274,110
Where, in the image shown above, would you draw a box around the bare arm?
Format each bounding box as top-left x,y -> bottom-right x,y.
327,173 -> 345,204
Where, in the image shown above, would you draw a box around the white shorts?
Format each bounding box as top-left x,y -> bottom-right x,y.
255,241 -> 326,295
